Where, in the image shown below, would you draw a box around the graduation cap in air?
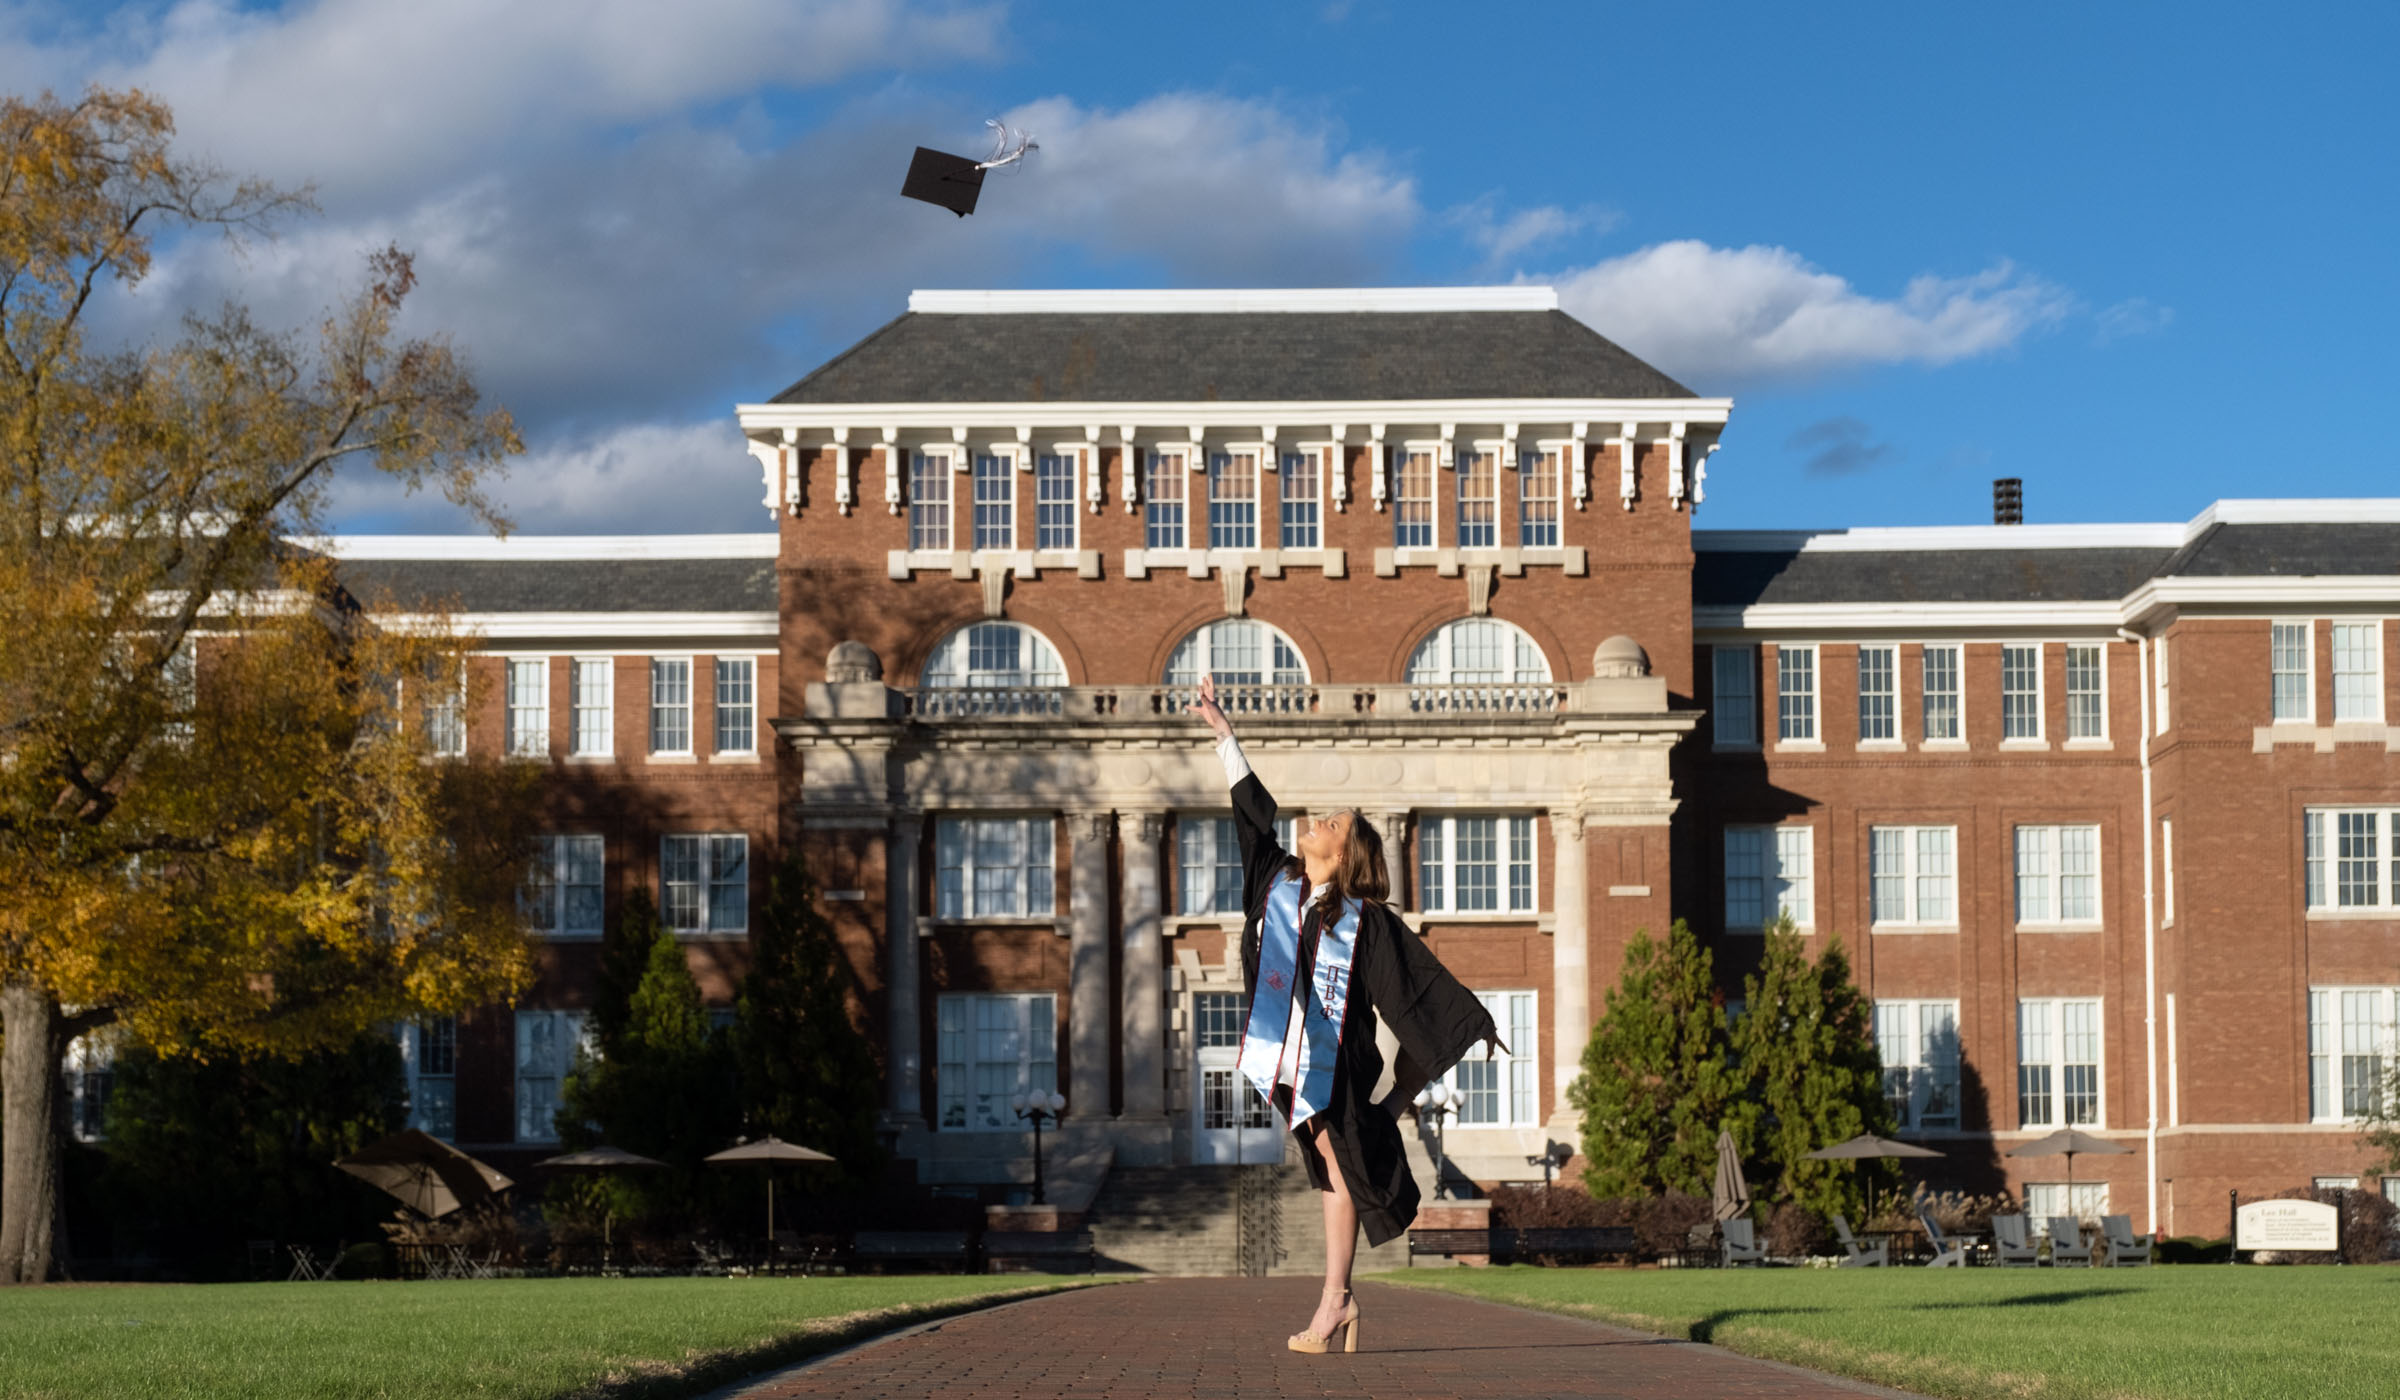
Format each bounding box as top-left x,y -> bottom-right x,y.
902,120 -> 1037,217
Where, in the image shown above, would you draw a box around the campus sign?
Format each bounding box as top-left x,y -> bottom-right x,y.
2235,1199 -> 2338,1251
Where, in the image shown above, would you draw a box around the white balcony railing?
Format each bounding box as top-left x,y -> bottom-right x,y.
903,682 -> 1568,722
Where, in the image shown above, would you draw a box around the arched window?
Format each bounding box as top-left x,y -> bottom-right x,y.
922,622 -> 1067,688
1405,618 -> 1553,685
1165,619 -> 1310,688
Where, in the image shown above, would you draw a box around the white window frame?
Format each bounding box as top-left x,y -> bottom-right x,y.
2304,808 -> 2400,912
2332,620 -> 2384,724
1405,618 -> 1552,686
1165,619 -> 1311,689
662,832 -> 750,934
400,1017 -> 458,1139
1144,447 -> 1189,551
1391,445 -> 1437,552
713,656 -> 757,755
924,621 -> 1069,689
907,447 -> 956,554
2025,1182 -> 2108,1236
649,656 -> 694,756
1205,447 -> 1263,551
936,992 -> 1058,1132
1442,989 -> 1539,1127
2014,824 -> 2102,928
1034,446 -> 1081,554
1723,825 -> 1813,932
63,1033 -> 114,1144
934,816 -> 1057,920
2271,620 -> 2315,724
1177,814 -> 1246,916
1417,814 -> 1538,915
2000,642 -> 2044,743
1870,825 -> 1958,930
505,657 -> 549,758
1874,999 -> 1961,1130
1278,448 -> 1323,551
2307,987 -> 2400,1123
1455,447 -> 1499,550
1713,645 -> 1758,749
2017,997 -> 2104,1130
417,658 -> 467,758
970,448 -> 1017,552
569,656 -> 613,758
524,833 -> 605,938
1921,643 -> 1964,745
1857,644 -> 1899,745
1517,447 -> 1562,549
2065,642 -> 2107,744
1776,644 -> 1818,745
514,1009 -> 591,1144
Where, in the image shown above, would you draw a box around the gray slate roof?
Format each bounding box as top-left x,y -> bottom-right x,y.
334,558 -> 777,613
771,311 -> 1698,404
1694,548 -> 2175,608
2159,523 -> 2400,578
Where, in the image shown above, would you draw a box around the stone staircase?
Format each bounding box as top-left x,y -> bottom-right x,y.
1084,1127 -> 1434,1276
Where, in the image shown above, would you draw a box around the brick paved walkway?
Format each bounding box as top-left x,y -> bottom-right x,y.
724,1277 -> 1927,1399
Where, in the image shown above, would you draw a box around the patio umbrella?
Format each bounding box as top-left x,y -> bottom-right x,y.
2003,1128 -> 2131,1200
1712,1130 -> 1752,1222
704,1136 -> 835,1244
1802,1133 -> 1944,1223
335,1129 -> 514,1219
536,1145 -> 665,1259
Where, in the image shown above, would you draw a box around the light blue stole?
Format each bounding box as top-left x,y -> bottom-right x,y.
1237,871 -> 1362,1131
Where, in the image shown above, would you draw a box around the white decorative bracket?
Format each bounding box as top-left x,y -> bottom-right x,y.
1085,429 -> 1103,513
1188,426 -> 1206,470
1571,422 -> 1589,510
1466,563 -> 1495,616
1694,440 -> 1719,508
1501,422 -> 1518,471
781,427 -> 802,514
1619,421 -> 1639,512
1221,563 -> 1246,617
1437,423 -> 1456,470
1329,425 -> 1349,511
1369,425 -> 1387,511
1667,421 -> 1689,511
830,426 -> 852,514
881,428 -> 901,515
746,437 -> 783,520
1120,426 -> 1140,513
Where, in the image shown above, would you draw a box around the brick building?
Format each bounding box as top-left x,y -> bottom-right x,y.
97,287 -> 2393,1244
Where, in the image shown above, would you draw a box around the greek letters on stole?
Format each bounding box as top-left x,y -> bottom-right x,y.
1237,872 -> 1362,1131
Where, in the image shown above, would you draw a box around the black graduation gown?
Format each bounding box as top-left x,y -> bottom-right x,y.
1231,769 -> 1498,1247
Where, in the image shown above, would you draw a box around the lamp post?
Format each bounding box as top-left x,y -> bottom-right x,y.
1416,1081 -> 1460,1199
1012,1090 -> 1066,1206
1528,1140 -> 1573,1188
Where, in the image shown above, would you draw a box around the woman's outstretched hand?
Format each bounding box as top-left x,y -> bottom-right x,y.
1188,673 -> 1234,739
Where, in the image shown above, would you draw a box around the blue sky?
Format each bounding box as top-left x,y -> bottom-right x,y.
14,0 -> 2396,533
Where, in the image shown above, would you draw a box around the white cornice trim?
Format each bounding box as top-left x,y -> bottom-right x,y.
737,399 -> 1732,434
1695,498 -> 2400,555
1695,602 -> 2129,634
2197,499 -> 2400,526
906,286 -> 1560,315
432,611 -> 780,640
310,534 -> 779,561
2126,575 -> 2400,618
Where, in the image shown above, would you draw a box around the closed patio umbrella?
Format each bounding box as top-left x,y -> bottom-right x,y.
536,1145 -> 665,1262
705,1136 -> 835,1245
1712,1130 -> 1751,1223
336,1129 -> 514,1219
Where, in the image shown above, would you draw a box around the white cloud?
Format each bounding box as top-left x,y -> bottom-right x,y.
329,417 -> 767,533
1553,240 -> 2072,388
1445,196 -> 1618,267
2095,296 -> 2173,345
1785,416 -> 1901,477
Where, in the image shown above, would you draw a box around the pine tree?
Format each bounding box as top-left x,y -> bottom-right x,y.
559,930 -> 738,1225
1568,920 -> 1736,1197
1730,918 -> 1894,1220
731,853 -> 884,1187
590,888 -> 667,1056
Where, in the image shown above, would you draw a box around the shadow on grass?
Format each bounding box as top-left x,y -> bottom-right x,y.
1910,1289 -> 2138,1312
1687,1308 -> 1828,1344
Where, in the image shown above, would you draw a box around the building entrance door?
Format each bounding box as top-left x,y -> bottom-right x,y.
1191,991 -> 1279,1164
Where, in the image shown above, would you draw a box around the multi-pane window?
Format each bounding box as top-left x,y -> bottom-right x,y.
1165,620 -> 1310,689
1404,618 -> 1552,684
514,1009 -> 590,1143
570,657 -> 613,756
2305,809 -> 2400,910
1713,646 -> 1758,747
1034,452 -> 1077,551
2002,644 -> 2043,740
1858,645 -> 1897,742
1874,999 -> 1961,1129
1870,826 -> 1957,927
1417,815 -> 1537,914
523,834 -> 604,937
971,452 -> 1014,550
2065,644 -> 2104,740
1144,449 -> 1188,550
1776,645 -> 1817,742
401,1018 -> 457,1139
714,657 -> 756,754
1922,644 -> 1962,742
1391,448 -> 1435,549
1178,816 -> 1245,916
935,817 -> 1056,919
2015,825 -> 2101,925
2025,1183 -> 2108,1235
1278,450 -> 1321,550
2272,621 -> 2313,722
1518,448 -> 1561,548
63,1034 -> 113,1143
2018,998 -> 2102,1128
1455,450 -> 1497,549
1206,450 -> 1260,550
662,833 -> 749,933
2333,622 -> 2383,722
650,659 -> 692,754
505,658 -> 548,758
1443,990 -> 1537,1126
1724,826 -> 1813,931
908,450 -> 952,551
420,659 -> 466,757
2308,988 -> 2399,1121
1194,991 -> 1274,1131
936,993 -> 1057,1131
924,621 -> 1069,688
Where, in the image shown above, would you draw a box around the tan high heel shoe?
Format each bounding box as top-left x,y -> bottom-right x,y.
1286,1293 -> 1361,1354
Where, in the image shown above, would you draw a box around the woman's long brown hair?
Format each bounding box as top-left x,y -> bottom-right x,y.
1288,808 -> 1390,907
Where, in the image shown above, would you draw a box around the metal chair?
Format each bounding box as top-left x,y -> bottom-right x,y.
1830,1215 -> 1887,1267
286,1245 -> 326,1282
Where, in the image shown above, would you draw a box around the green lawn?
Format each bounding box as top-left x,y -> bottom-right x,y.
0,1275 -> 1092,1400
1387,1265 -> 2400,1400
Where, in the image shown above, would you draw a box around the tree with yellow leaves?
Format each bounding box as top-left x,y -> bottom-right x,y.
0,88 -> 536,1283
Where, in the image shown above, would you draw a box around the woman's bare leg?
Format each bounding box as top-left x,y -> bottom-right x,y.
1308,1125 -> 1359,1338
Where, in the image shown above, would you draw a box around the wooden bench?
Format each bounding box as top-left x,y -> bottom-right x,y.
852,1230 -> 972,1274
1407,1228 -> 1496,1264
983,1229 -> 1097,1274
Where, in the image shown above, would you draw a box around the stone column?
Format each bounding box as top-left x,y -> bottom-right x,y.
885,813 -> 924,1121
1066,810 -> 1115,1121
1366,810 -> 1410,905
1549,810 -> 1590,1109
1120,811 -> 1167,1118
